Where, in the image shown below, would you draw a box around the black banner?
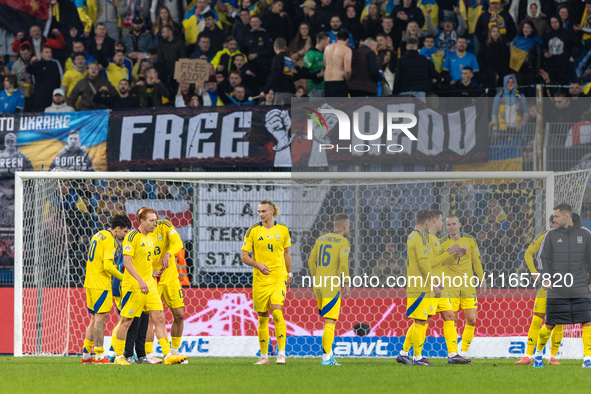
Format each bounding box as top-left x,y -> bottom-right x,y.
290,97 -> 491,168
107,106 -> 294,171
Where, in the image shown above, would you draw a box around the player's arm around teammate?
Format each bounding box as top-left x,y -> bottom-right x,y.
82,214 -> 132,364
110,209 -> 187,366
241,199 -> 291,365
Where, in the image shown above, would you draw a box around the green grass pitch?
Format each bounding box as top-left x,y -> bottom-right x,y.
1,357 -> 589,393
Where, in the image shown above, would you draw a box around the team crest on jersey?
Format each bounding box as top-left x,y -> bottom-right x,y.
578,236 -> 583,244
158,234 -> 163,241
275,234 -> 280,241
124,245 -> 131,251
129,309 -> 134,315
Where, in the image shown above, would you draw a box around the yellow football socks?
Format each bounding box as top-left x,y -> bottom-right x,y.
272,310 -> 287,353
402,323 -> 415,352
111,335 -> 125,356
146,341 -> 154,355
443,320 -> 458,355
83,339 -> 94,354
583,326 -> 591,357
322,323 -> 335,355
536,325 -> 552,352
258,316 -> 270,356
526,316 -> 544,356
461,325 -> 475,353
158,337 -> 171,356
171,337 -> 182,351
550,325 -> 563,357
412,323 -> 427,358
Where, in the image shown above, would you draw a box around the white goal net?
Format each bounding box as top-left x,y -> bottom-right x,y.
14,170 -> 591,358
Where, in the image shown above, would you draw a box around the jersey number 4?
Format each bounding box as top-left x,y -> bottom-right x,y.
318,244 -> 332,267
268,244 -> 273,252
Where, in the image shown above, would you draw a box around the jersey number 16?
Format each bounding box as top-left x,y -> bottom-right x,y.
318,244 -> 332,267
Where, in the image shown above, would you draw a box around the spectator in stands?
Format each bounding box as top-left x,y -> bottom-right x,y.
394,37 -> 440,99
328,15 -> 355,48
183,0 -> 221,47
557,4 -> 575,33
10,44 -> 33,95
27,46 -> 64,112
0,75 -> 25,114
62,53 -> 87,98
419,35 -> 443,73
442,37 -> 479,86
65,40 -> 95,71
211,36 -> 245,78
518,0 -> 547,39
174,79 -> 197,107
134,68 -> 171,107
12,26 -> 66,58
176,91 -> 201,108
232,54 -> 258,93
452,67 -> 481,97
97,50 -> 130,94
190,36 -> 216,62
551,91 -> 581,123
475,0 -> 517,45
490,75 -> 529,132
323,30 -> 352,97
261,38 -> 296,105
391,0 -> 425,44
153,6 -> 183,39
145,48 -> 168,84
233,9 -> 252,50
86,23 -> 116,61
157,25 -> 186,86
426,11 -> 467,56
94,79 -> 140,110
197,11 -> 227,54
288,23 -> 313,67
245,15 -> 275,88
545,16 -> 576,87
511,21 -> 542,96
45,88 -> 75,113
398,21 -> 423,57
295,0 -> 326,38
302,32 -> 330,98
569,81 -> 585,99
380,16 -> 397,50
122,16 -> 155,63
363,2 -> 383,42
477,25 -> 510,84
202,74 -> 224,106
95,0 -> 120,40
348,38 -> 381,97
343,6 -> 365,47
67,62 -> 117,111
219,84 -> 255,105
263,0 -> 292,42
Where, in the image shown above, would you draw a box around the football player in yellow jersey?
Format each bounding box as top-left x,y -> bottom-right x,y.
307,213 -> 351,366
427,209 -> 472,364
440,214 -> 487,360
110,208 -> 187,366
515,215 -> 563,366
81,214 -> 131,364
144,218 -> 185,364
398,210 -> 435,365
241,199 -> 292,365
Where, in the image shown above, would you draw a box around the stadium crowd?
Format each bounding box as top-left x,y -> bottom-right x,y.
3,0 -> 591,113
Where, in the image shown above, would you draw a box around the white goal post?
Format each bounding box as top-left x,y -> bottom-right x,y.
13,170 -> 591,358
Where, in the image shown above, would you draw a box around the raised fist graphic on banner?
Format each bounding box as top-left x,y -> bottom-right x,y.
265,109 -> 294,167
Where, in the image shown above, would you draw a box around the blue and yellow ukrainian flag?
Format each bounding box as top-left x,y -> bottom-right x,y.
182,5 -> 223,45
417,0 -> 438,31
458,0 -> 484,35
509,35 -> 542,72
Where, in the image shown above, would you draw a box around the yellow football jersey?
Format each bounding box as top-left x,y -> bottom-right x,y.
524,231 -> 546,274
151,219 -> 184,284
83,229 -> 121,290
439,233 -> 484,289
427,233 -> 455,296
242,221 -> 291,286
406,230 -> 432,295
308,233 -> 350,297
122,229 -> 157,290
